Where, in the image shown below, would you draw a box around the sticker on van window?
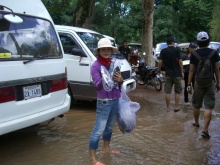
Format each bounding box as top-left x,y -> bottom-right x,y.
0,53 -> 12,58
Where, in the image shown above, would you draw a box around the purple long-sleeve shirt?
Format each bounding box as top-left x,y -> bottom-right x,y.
91,60 -> 121,99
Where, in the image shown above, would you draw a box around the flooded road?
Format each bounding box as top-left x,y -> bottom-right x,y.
0,84 -> 220,165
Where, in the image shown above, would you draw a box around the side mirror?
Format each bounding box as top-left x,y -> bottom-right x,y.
4,14 -> 23,24
0,6 -> 23,24
71,47 -> 87,57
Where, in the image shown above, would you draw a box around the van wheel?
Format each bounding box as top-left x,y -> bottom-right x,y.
68,88 -> 74,107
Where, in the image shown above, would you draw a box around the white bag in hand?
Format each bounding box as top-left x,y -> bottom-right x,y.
117,88 -> 140,133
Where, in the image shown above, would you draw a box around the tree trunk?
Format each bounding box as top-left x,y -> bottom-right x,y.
74,0 -> 95,28
142,0 -> 155,67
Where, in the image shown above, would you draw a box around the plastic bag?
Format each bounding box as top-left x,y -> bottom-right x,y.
117,88 -> 140,133
101,59 -> 122,91
101,66 -> 114,91
109,58 -> 122,89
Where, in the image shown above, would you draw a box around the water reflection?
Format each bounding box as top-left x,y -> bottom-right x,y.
0,91 -> 220,165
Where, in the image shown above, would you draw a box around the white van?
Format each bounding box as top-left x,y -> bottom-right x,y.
103,34 -> 118,47
55,25 -> 136,104
0,0 -> 70,135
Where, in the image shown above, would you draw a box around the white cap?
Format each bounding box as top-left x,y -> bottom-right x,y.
197,31 -> 209,41
94,38 -> 118,54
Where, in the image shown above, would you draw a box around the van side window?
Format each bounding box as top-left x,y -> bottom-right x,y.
59,34 -> 79,54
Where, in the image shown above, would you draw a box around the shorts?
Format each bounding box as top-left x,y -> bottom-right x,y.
164,77 -> 182,94
192,81 -> 215,109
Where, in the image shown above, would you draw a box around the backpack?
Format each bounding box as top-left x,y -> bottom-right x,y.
193,50 -> 216,87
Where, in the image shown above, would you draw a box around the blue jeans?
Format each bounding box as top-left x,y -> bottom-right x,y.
89,99 -> 119,150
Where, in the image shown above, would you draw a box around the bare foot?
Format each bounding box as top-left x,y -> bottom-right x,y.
92,161 -> 105,165
103,150 -> 120,154
90,159 -> 105,165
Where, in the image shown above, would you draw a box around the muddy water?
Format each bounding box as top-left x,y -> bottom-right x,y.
0,85 -> 220,165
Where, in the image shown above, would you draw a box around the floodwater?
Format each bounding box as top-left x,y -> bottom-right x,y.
0,84 -> 220,165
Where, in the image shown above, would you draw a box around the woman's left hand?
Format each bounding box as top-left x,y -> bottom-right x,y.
113,72 -> 123,83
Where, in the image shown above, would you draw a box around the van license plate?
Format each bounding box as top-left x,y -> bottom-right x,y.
23,84 -> 42,100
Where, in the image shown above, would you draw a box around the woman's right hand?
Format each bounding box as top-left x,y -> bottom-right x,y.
113,72 -> 123,83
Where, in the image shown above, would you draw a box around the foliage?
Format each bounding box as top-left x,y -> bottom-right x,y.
42,0 -> 76,25
42,0 -> 217,45
153,5 -> 177,43
177,0 -> 213,42
74,0 -> 95,27
154,0 -> 213,43
91,0 -> 142,44
210,0 -> 220,41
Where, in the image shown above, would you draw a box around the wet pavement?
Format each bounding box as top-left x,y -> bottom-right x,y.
0,82 -> 220,165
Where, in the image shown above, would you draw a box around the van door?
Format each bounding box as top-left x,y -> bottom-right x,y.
58,33 -> 94,100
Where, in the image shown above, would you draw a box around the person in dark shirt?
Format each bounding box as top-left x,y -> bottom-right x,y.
119,40 -> 131,61
158,37 -> 184,112
182,42 -> 197,105
187,31 -> 220,139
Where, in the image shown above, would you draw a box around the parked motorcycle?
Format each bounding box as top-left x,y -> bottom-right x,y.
134,63 -> 163,91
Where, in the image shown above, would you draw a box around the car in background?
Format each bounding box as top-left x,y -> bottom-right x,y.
209,41 -> 220,65
128,42 -> 158,63
155,42 -> 179,59
177,42 -> 191,56
176,43 -> 190,52
177,43 -> 190,65
209,41 -> 220,54
103,34 -> 118,47
127,43 -> 142,66
128,43 -> 142,52
56,25 -> 136,104
155,42 -> 167,59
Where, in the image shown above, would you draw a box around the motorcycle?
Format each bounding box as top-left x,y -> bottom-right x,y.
134,62 -> 163,91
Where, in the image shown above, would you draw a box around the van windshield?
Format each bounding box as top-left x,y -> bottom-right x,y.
76,32 -> 103,56
0,13 -> 62,60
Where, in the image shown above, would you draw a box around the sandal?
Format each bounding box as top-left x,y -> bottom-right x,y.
174,109 -> 180,112
192,123 -> 200,128
201,131 -> 211,139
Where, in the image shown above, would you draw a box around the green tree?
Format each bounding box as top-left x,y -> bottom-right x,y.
153,0 -> 213,43
177,0 -> 213,42
91,0 -> 138,44
42,0 -> 76,25
74,0 -> 96,28
210,0 -> 220,41
142,0 -> 155,67
42,0 -> 216,48
153,5 -> 176,43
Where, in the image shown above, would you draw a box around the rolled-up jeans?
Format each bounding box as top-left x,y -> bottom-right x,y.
89,99 -> 119,150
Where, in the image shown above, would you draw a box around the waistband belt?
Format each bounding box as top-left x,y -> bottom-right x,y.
97,98 -> 117,101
